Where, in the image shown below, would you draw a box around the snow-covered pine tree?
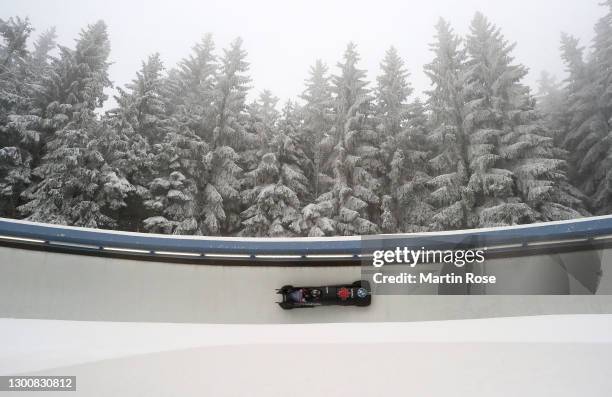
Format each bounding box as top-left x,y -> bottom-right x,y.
464,13 -> 587,226
276,101 -> 312,203
94,116 -> 151,232
0,17 -> 36,217
103,54 -> 168,231
535,71 -> 568,143
240,102 -> 310,237
242,90 -> 280,173
249,90 -> 280,132
112,53 -> 169,145
303,43 -> 380,236
140,36 -> 225,234
377,47 -> 411,137
0,142 -> 31,217
559,34 -> 596,192
142,125 -> 208,235
39,21 -> 112,126
20,121 -> 134,228
237,90 -> 278,235
560,2 -> 612,214
213,37 -> 250,148
463,13 -> 531,227
24,26 -> 58,120
587,1 -> 612,214
1,29 -> 58,219
240,152 -> 284,236
7,19 -> 112,172
2,26 -> 57,157
31,27 -> 56,71
376,47 -> 433,233
204,38 -> 252,234
424,18 -> 473,231
19,21 -> 132,227
0,17 -> 33,118
300,60 -> 335,200
108,53 -> 212,235
0,17 -> 31,64
169,34 -> 218,141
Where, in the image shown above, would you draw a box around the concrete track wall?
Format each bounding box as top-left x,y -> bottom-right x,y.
2,246 -> 612,324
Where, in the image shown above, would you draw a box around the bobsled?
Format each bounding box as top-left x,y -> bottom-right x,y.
276,280 -> 371,309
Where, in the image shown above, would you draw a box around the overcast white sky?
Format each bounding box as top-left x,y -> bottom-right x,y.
1,0 -> 605,108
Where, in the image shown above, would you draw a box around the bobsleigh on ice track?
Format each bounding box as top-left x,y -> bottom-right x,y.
276,281 -> 371,309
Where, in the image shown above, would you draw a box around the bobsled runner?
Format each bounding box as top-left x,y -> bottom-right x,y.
276,280 -> 371,309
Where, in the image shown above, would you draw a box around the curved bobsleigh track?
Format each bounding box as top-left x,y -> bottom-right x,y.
1,217 -> 612,324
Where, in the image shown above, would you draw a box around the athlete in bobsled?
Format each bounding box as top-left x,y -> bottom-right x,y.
287,287 -> 321,303
276,281 -> 371,309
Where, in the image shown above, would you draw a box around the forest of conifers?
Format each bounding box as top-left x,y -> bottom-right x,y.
0,3 -> 611,237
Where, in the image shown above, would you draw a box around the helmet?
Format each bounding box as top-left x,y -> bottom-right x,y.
311,289 -> 321,298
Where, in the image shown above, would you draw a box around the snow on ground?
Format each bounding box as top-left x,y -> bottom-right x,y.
0,315 -> 612,375
27,342 -> 612,397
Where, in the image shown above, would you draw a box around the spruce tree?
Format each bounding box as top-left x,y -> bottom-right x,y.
18,21 -> 130,228
213,37 -> 250,147
142,126 -> 208,234
303,43 -> 380,236
0,11 -> 605,236
110,53 -> 213,235
0,17 -> 35,217
242,90 -> 279,173
464,13 -> 586,226
249,90 -> 280,132
170,34 -> 217,141
240,100 -> 311,237
301,60 -> 335,200
205,38 -> 251,234
31,28 -> 56,70
561,2 -> 612,214
588,1 -> 612,214
104,54 -> 168,231
2,26 -> 57,154
112,53 -> 168,144
424,18 -> 472,230
0,17 -> 31,63
276,101 -> 312,204
377,47 -> 433,233
0,17 -> 33,118
21,121 -> 134,228
41,21 -> 112,123
95,116 -> 152,231
559,33 -> 593,183
535,71 -> 567,142
241,103 -> 305,236
376,47 -> 411,136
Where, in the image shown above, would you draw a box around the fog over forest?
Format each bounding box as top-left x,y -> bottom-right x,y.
1,1 -> 612,237
1,0 -> 602,105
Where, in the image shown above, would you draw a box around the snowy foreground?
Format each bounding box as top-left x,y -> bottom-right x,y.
1,315 -> 611,396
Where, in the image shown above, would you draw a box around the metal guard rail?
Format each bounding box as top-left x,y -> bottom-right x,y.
0,216 -> 612,262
